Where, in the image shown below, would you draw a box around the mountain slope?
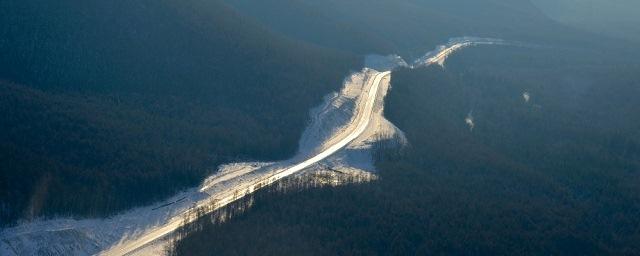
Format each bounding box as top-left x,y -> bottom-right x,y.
170,44 -> 640,256
224,0 -> 585,58
533,0 -> 640,42
0,0 -> 358,225
223,0 -> 395,55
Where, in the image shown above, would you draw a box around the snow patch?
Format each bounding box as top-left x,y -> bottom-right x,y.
413,37 -> 508,67
465,111 -> 475,131
365,54 -> 409,71
523,91 -> 531,103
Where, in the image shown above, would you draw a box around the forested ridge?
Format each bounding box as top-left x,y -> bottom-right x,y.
223,0 -> 623,58
170,45 -> 640,255
533,0 -> 640,42
0,0 -> 359,225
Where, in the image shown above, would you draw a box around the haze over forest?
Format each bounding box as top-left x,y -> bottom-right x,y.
1,0 -> 639,255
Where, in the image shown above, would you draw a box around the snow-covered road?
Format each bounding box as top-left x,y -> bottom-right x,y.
100,71 -> 390,255
101,37 -> 508,255
1,37 -> 508,256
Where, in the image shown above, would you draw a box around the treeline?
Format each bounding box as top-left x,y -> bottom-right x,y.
0,0 -> 358,225
169,45 -> 640,255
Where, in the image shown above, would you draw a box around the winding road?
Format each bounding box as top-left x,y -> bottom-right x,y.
0,37 -> 513,256
97,37 -> 507,256
100,71 -> 391,256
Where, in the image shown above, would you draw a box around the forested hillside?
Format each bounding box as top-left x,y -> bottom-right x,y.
533,0 -> 640,42
224,0 -> 601,58
223,0 -> 395,56
170,45 -> 640,255
0,0 -> 358,225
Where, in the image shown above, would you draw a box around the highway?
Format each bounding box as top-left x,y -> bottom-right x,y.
99,38 -> 502,255
100,71 -> 391,256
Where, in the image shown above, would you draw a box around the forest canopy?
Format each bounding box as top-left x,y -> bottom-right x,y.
170,44 -> 640,255
0,0 -> 358,225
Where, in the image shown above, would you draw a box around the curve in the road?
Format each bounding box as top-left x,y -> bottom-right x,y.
100,37 -> 508,256
100,71 -> 390,256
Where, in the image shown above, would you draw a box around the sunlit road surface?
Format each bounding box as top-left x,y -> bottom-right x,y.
99,71 -> 391,256
99,37 -> 504,255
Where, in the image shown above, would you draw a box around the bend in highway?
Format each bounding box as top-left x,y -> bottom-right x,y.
100,71 -> 390,256
100,37 -> 504,256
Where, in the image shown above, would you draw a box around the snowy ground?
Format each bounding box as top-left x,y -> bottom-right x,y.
0,37 -> 506,256
413,37 -> 508,66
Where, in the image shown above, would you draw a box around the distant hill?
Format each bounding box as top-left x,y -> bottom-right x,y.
533,0 -> 640,42
0,0 -> 353,94
222,0 -> 396,55
0,0 -> 358,225
224,0 -> 588,58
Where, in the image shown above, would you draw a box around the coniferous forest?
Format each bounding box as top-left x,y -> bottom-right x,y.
170,45 -> 640,255
1,0 -> 640,255
0,0 -> 358,225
